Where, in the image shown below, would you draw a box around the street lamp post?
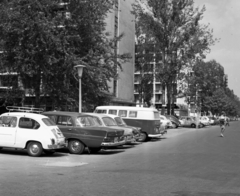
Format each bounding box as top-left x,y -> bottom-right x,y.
74,65 -> 85,113
196,86 -> 202,129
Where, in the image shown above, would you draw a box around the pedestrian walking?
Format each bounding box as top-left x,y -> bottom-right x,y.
226,117 -> 230,126
219,112 -> 226,137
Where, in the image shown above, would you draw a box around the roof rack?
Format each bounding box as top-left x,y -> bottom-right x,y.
6,106 -> 44,114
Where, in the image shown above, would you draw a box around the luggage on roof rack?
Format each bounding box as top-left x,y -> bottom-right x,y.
6,106 -> 44,113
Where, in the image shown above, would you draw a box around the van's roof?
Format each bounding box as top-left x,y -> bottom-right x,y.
95,106 -> 158,112
84,113 -> 112,118
84,113 -> 120,119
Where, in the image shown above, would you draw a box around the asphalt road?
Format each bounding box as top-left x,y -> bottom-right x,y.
0,121 -> 240,196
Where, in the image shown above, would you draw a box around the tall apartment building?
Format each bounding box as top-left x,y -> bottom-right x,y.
105,0 -> 136,106
134,43 -> 167,110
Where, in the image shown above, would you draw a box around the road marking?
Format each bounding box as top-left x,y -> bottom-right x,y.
44,162 -> 88,167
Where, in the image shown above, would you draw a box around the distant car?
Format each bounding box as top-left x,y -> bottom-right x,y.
179,116 -> 203,128
0,107 -> 67,157
178,119 -> 184,126
42,111 -> 126,154
84,113 -> 139,144
159,115 -> 172,129
199,116 -> 211,126
208,117 -> 215,125
165,115 -> 181,128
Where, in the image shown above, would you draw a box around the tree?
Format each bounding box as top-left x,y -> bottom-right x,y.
188,59 -> 240,116
0,0 -> 131,111
135,23 -> 155,107
133,0 -> 216,114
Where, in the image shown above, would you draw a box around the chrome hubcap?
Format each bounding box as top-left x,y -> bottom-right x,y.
31,144 -> 39,154
72,142 -> 80,151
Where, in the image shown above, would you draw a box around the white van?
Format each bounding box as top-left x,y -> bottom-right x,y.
94,106 -> 166,142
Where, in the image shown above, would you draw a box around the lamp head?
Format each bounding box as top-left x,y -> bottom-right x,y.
74,65 -> 85,78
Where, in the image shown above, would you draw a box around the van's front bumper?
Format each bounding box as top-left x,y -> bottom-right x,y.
148,133 -> 163,138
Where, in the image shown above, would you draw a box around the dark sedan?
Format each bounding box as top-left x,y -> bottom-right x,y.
42,111 -> 126,154
165,115 -> 181,128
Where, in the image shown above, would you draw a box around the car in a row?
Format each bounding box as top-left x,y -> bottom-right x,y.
0,107 -> 67,157
179,116 -> 204,128
0,106 -> 167,157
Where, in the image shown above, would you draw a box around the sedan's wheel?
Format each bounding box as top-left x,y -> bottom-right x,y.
138,132 -> 148,142
43,150 -> 55,155
191,124 -> 196,128
27,142 -> 43,157
68,140 -> 85,154
89,147 -> 102,154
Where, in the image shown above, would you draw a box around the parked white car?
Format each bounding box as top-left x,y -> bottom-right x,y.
159,115 -> 172,129
0,107 -> 67,157
208,117 -> 215,125
200,116 -> 211,126
179,116 -> 203,128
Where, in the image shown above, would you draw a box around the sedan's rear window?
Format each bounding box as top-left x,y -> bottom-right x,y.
42,118 -> 56,126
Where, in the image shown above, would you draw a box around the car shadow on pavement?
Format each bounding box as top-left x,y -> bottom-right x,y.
0,148 -> 68,157
92,149 -> 126,155
148,138 -> 165,142
56,147 -> 126,155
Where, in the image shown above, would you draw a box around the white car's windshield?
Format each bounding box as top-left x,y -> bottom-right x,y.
114,117 -> 127,126
102,117 -> 117,126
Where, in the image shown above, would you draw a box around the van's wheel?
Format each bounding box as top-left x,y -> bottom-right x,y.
43,150 -> 55,155
68,139 -> 85,154
138,132 -> 148,142
191,124 -> 196,128
27,142 -> 43,157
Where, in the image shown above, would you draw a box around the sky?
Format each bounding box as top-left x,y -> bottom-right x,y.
193,0 -> 240,97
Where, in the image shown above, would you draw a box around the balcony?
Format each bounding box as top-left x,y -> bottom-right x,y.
154,99 -> 162,104
154,90 -> 162,94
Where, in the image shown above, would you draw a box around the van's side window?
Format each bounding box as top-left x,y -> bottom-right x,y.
95,109 -> 107,114
119,110 -> 127,117
109,110 -> 117,115
129,111 -> 137,118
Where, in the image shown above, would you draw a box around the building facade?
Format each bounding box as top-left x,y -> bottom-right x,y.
105,0 -> 136,106
134,43 -> 167,110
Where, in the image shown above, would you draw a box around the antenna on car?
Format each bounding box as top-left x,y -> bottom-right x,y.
6,106 -> 44,114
